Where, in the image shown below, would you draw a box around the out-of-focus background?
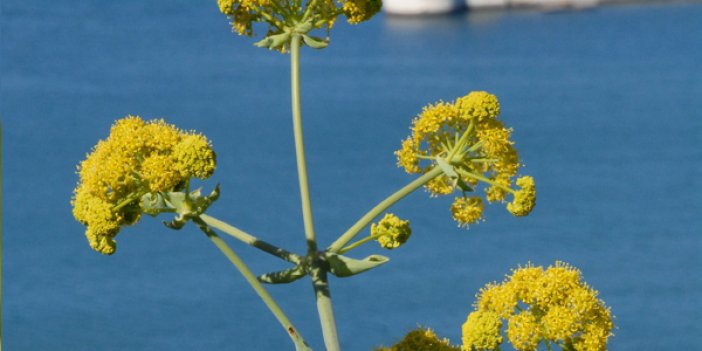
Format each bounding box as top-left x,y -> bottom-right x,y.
2,1 -> 701,350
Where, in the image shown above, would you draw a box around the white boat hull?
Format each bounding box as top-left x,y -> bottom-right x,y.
384,0 -> 600,12
383,0 -> 466,15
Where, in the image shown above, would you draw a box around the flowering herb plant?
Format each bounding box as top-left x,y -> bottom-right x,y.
72,1 -> 612,350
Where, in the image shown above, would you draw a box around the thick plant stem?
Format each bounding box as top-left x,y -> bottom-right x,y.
291,34 -> 318,253
310,254 -> 340,351
328,167 -> 443,253
200,213 -> 303,265
291,34 -> 340,351
192,217 -> 311,351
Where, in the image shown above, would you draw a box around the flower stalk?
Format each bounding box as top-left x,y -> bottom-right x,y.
328,166 -> 443,253
290,33 -> 341,351
339,214 -> 411,254
337,233 -> 381,254
192,216 -> 312,351
200,213 -> 303,265
290,34 -> 317,252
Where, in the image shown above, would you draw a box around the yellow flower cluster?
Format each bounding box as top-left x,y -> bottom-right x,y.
371,213 -> 412,249
506,176 -> 535,217
395,91 -> 535,227
72,116 -> 217,255
341,0 -> 382,24
376,326 -> 459,351
450,196 -> 483,227
216,0 -> 381,41
461,310 -> 503,350
462,262 -> 614,351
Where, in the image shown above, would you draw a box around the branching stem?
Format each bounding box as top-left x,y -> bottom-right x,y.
200,213 -> 303,265
328,166 -> 443,253
192,216 -> 311,351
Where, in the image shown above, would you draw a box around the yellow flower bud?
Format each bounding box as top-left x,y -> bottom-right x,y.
73,187 -> 121,255
493,146 -> 520,177
507,176 -> 535,216
340,0 -> 382,24
533,262 -> 582,311
462,310 -> 503,350
371,213 -> 412,249
476,282 -> 518,319
141,154 -> 182,192
485,174 -> 511,203
508,263 -> 543,303
85,226 -> 118,255
426,176 -> 454,197
142,119 -> 182,152
543,305 -> 579,341
217,0 -> 235,15
395,137 -> 422,174
451,196 -> 484,227
72,187 -> 119,228
173,134 -> 217,180
476,121 -> 513,158
455,91 -> 500,121
382,327 -> 458,351
506,311 -> 540,351
573,308 -> 614,351
411,102 -> 458,145
232,6 -> 254,36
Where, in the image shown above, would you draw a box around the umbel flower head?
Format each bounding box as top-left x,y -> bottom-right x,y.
376,326 -> 459,351
72,116 -> 217,255
371,213 -> 411,249
462,262 -> 614,351
216,0 -> 381,50
451,196 -> 484,228
395,91 -> 536,227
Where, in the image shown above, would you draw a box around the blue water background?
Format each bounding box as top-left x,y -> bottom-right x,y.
3,1 -> 701,350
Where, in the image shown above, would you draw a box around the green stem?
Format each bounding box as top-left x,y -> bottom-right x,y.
310,254 -> 340,351
112,193 -> 140,211
302,0 -> 323,21
337,236 -> 375,255
290,34 -> 340,351
328,166 -> 443,253
268,1 -> 291,18
469,158 -> 498,163
291,34 -> 318,253
199,214 -> 303,265
338,232 -> 387,254
256,7 -> 287,30
465,140 -> 484,153
415,154 -> 435,160
192,217 -> 311,351
447,121 -> 474,162
457,169 -> 515,194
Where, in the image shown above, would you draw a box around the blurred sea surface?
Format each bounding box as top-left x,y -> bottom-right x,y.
2,1 -> 701,350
